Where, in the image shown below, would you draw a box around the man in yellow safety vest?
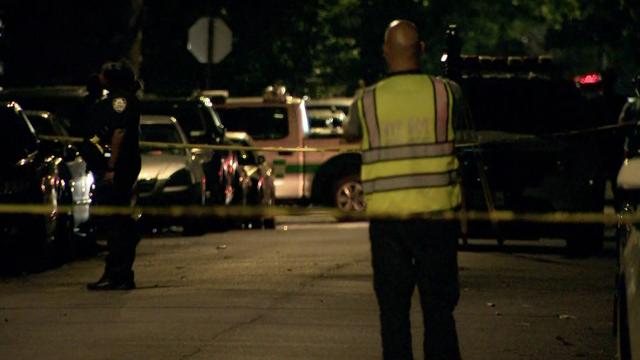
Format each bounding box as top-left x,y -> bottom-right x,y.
344,19 -> 467,360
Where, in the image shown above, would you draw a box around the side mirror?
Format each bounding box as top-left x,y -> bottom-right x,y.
617,158 -> 640,190
212,126 -> 226,145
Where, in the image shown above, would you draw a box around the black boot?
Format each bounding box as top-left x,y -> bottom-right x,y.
87,272 -> 135,291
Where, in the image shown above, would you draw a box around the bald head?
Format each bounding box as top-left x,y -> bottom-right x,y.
383,20 -> 424,73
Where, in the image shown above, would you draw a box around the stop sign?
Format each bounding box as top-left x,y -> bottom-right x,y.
187,17 -> 232,64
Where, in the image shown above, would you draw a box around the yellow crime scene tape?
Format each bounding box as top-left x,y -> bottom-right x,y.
38,135 -> 362,153
23,123 -> 633,227
0,203 -> 633,226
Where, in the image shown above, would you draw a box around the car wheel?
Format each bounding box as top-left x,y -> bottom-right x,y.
565,223 -> 604,257
28,187 -> 60,271
334,175 -> 365,213
565,179 -> 606,257
182,219 -> 207,236
263,218 -> 276,229
617,277 -> 632,360
183,189 -> 208,236
54,213 -> 76,262
0,217 -> 22,274
243,218 -> 263,230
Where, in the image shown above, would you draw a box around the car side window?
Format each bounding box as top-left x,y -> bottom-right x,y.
217,107 -> 289,140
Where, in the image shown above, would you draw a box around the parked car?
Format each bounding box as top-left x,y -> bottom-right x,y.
613,88 -> 640,360
0,89 -> 241,227
141,95 -> 239,211
614,156 -> 640,360
25,110 -> 94,246
137,115 -> 207,235
0,102 -> 94,272
225,131 -> 276,229
0,86 -> 97,137
211,89 -> 363,214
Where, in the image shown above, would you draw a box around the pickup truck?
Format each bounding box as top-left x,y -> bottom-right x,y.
210,89 -> 363,211
441,26 -> 623,254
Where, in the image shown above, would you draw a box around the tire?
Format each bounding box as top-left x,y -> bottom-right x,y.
566,177 -> 606,257
242,218 -> 262,230
28,194 -> 59,272
565,223 -> 604,257
183,185 -> 208,236
0,218 -> 23,274
617,277 -> 632,360
182,218 -> 207,236
53,213 -> 76,263
75,220 -> 99,257
263,217 -> 276,229
333,175 -> 366,214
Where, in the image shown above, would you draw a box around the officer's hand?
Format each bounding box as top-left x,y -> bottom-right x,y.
104,170 -> 115,183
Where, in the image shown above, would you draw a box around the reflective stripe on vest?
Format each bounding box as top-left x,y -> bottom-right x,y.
362,142 -> 454,164
362,171 -> 458,194
432,77 -> 449,143
362,87 -> 380,148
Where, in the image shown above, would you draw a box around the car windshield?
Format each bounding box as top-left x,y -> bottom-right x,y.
140,123 -> 186,156
0,106 -> 39,164
27,114 -> 69,136
141,100 -> 225,143
216,107 -> 289,140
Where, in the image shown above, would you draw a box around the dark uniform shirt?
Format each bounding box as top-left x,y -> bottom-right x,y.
94,91 -> 141,183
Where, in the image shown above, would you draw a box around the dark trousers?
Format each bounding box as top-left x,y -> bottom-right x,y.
370,219 -> 461,360
96,177 -> 140,281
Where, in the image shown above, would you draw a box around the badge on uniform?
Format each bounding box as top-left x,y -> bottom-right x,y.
112,98 -> 127,113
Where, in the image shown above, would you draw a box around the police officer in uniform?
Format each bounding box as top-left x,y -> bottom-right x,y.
344,20 -> 467,359
87,61 -> 142,291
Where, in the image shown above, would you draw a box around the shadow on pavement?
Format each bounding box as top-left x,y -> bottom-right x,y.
458,239 -> 616,258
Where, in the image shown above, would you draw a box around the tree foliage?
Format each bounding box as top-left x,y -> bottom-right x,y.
1,0 -> 638,96
208,0 -> 639,97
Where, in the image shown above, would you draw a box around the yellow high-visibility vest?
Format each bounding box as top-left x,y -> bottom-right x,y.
357,73 -> 461,217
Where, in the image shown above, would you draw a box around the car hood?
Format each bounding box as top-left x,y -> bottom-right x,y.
138,154 -> 189,181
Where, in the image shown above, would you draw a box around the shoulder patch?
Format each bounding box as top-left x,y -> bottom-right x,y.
112,98 -> 127,113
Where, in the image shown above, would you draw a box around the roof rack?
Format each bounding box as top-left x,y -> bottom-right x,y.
442,24 -> 555,78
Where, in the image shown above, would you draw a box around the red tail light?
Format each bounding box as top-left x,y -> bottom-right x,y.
574,73 -> 602,85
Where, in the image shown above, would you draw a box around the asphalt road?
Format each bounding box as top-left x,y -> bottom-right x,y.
0,218 -> 617,360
